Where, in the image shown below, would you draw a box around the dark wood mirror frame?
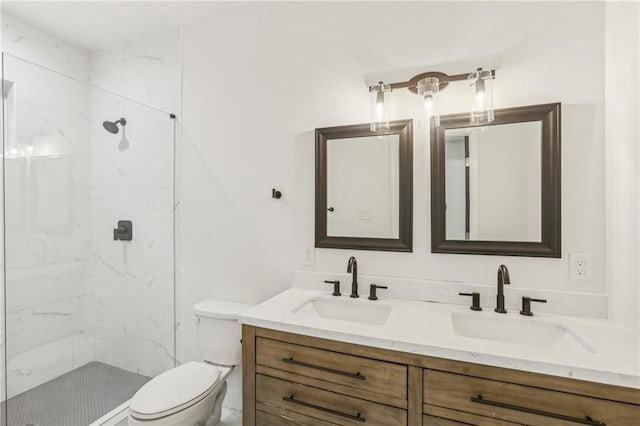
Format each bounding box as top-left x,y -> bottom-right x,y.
315,120 -> 413,252
431,103 -> 561,257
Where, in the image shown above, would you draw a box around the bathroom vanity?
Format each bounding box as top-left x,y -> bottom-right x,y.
240,288 -> 640,426
243,326 -> 639,426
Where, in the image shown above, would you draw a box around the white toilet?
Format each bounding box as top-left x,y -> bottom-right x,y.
128,300 -> 252,426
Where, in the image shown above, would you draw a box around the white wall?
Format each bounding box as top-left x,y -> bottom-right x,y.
178,0 -> 606,371
605,1 -> 640,333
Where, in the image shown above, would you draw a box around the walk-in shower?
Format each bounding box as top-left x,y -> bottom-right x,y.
1,53 -> 176,426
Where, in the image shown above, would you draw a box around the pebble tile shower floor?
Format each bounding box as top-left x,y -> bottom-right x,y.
2,361 -> 150,426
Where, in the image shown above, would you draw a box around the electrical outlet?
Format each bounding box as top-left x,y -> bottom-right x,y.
569,252 -> 593,281
358,208 -> 371,221
304,248 -> 315,266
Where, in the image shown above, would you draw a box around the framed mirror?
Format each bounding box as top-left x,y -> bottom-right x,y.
315,120 -> 413,252
431,103 -> 560,257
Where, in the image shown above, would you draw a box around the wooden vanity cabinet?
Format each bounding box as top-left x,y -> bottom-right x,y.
243,325 -> 640,426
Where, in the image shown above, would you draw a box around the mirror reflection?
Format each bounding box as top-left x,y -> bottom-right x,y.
326,135 -> 400,239
316,119 -> 412,252
444,121 -> 542,242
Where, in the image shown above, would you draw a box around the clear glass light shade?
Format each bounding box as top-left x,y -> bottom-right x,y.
468,68 -> 495,125
417,77 -> 440,128
370,82 -> 392,132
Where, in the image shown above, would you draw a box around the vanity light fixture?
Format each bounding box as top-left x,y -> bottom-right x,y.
417,76 -> 441,128
368,67 -> 496,131
468,67 -> 495,124
369,81 -> 392,132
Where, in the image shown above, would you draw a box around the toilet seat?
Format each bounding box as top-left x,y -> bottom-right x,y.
129,362 -> 221,421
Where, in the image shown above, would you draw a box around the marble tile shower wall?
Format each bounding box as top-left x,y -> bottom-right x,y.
86,89 -> 175,377
86,29 -> 180,378
88,29 -> 181,115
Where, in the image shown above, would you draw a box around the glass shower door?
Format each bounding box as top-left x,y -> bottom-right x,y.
1,67 -> 8,426
2,53 -> 175,426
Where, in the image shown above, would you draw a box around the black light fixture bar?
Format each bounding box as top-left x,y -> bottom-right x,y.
371,69 -> 496,93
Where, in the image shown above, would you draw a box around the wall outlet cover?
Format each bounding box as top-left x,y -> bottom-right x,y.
569,252 -> 593,281
358,208 -> 371,221
304,248 -> 315,266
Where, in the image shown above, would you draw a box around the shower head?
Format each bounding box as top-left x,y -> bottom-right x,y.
103,121 -> 119,134
103,117 -> 127,134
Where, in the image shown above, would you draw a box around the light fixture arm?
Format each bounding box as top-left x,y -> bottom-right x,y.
370,69 -> 496,93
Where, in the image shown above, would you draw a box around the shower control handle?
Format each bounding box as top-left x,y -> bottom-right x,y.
113,227 -> 124,240
113,220 -> 133,241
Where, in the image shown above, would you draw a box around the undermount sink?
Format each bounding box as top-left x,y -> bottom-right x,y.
451,312 -> 595,353
292,297 -> 391,325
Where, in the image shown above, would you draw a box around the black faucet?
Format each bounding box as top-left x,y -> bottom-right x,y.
347,256 -> 359,298
495,264 -> 510,313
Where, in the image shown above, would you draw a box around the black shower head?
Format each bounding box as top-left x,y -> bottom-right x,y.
103,117 -> 127,134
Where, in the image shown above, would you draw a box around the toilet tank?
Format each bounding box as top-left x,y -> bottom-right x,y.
193,300 -> 253,366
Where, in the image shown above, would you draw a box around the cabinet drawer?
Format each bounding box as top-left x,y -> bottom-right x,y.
424,369 -> 640,426
256,409 -> 337,426
256,337 -> 407,399
423,406 -> 522,425
256,374 -> 407,426
423,415 -> 469,425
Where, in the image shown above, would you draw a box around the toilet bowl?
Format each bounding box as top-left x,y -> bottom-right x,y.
128,300 -> 252,425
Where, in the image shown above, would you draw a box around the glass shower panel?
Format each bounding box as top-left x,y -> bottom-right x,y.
2,54 -> 175,426
1,71 -> 10,426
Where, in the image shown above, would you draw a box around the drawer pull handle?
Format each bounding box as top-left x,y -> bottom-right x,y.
282,357 -> 366,380
283,395 -> 366,422
470,395 -> 606,425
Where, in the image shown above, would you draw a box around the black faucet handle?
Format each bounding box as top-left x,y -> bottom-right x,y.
459,292 -> 482,311
368,284 -> 388,301
324,280 -> 341,297
520,297 -> 547,316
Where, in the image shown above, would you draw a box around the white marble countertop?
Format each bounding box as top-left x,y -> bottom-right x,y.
239,287 -> 640,389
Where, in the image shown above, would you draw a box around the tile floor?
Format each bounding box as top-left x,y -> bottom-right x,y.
2,362 -> 150,426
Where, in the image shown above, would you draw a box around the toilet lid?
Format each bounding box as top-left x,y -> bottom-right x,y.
129,362 -> 221,420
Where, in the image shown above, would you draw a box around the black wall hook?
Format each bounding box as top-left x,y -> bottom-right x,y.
272,188 -> 282,199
